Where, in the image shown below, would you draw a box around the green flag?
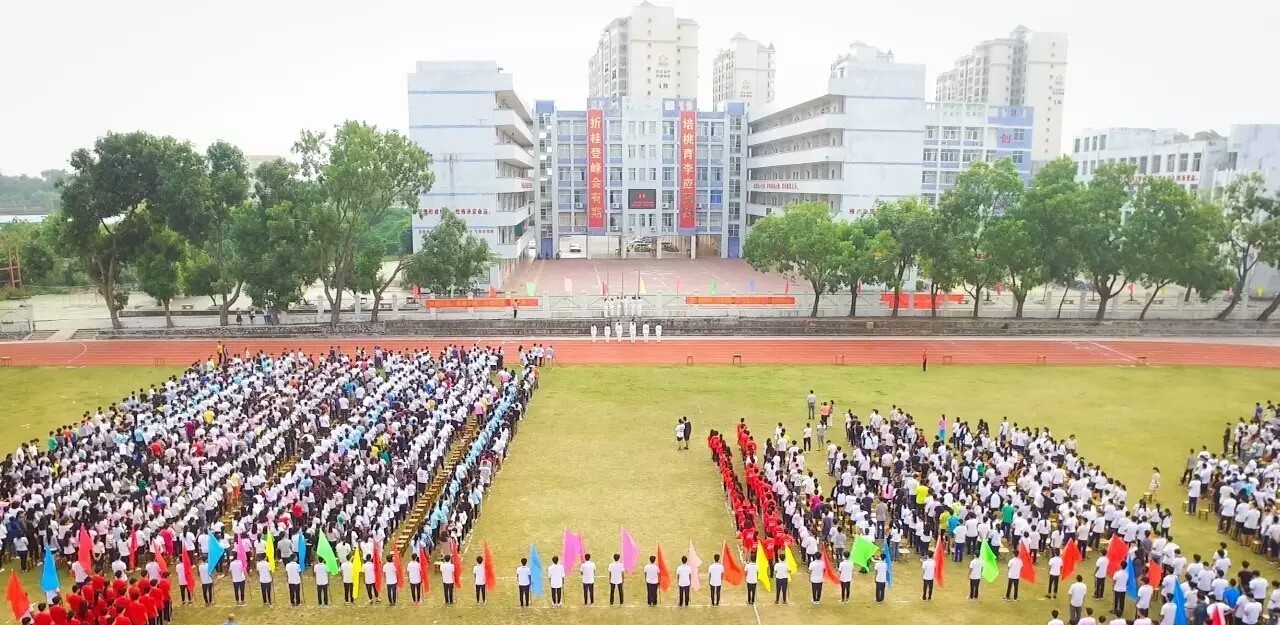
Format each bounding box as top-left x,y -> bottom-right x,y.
525,282 -> 536,296
710,280 -> 718,295
317,532 -> 339,575
979,540 -> 999,583
848,535 -> 879,570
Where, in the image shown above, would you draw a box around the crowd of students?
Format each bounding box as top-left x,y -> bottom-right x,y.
1,344 -> 543,622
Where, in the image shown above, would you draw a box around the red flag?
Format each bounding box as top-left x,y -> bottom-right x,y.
450,539 -> 461,577
488,285 -> 497,298
77,525 -> 93,574
601,282 -> 608,296
129,527 -> 139,569
720,543 -> 744,587
656,545 -> 671,592
372,542 -> 383,590
1145,559 -> 1163,588
1105,535 -> 1128,577
153,543 -> 169,575
391,549 -> 404,592
1061,539 -> 1082,580
784,281 -> 791,295
6,572 -> 29,620
933,535 -> 946,588
822,550 -> 840,586
417,546 -> 430,594
482,541 -> 496,592
1211,603 -> 1227,625
1018,541 -> 1037,585
180,547 -> 194,590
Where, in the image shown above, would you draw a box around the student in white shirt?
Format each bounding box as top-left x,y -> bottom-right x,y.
1007,556 -> 1024,601
548,555 -> 566,607
199,561 -> 214,606
708,554 -> 725,606
407,554 -> 423,605
676,556 -> 693,607
745,558 -> 759,605
439,555 -> 457,605
473,555 -> 487,604
921,554 -> 936,600
383,555 -> 399,606
313,560 -> 331,606
175,557 -> 192,606
285,557 -> 303,606
643,555 -> 660,606
361,554 -> 378,603
969,555 -> 985,599
774,557 -> 791,604
1047,553 -> 1063,599
1078,606 -> 1100,625
1047,609 -> 1066,625
516,557 -> 532,607
874,556 -> 889,603
580,553 -> 597,605
256,554 -> 274,606
1068,575 -> 1089,623
808,556 -> 825,604
607,553 -> 625,605
1112,566 -> 1130,616
341,557 -> 355,604
229,557 -> 247,605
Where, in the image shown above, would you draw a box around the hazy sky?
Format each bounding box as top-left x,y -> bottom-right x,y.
2,0 -> 1277,175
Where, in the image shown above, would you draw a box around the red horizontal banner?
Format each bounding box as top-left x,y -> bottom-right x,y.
684,296 -> 797,306
422,298 -> 539,309
879,293 -> 965,309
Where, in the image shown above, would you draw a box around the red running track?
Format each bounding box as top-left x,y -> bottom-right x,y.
1,338 -> 1279,367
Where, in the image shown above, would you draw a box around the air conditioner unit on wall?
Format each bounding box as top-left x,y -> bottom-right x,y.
662,202 -> 671,209
575,203 -> 584,208
611,202 -> 621,208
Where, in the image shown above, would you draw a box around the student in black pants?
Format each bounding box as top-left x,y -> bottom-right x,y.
385,555 -> 399,606
474,556 -> 487,604
645,556 -> 659,606
441,556 -> 456,605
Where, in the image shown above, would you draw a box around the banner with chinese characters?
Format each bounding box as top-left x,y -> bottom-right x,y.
587,109 -> 605,232
678,110 -> 696,231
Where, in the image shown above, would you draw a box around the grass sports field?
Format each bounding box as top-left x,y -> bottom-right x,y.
0,363 -> 1275,625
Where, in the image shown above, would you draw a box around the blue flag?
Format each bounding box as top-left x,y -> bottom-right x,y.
207,531 -> 225,571
1172,578 -> 1189,625
883,539 -> 894,587
295,532 -> 307,569
1126,556 -> 1139,600
529,543 -> 544,597
40,547 -> 60,593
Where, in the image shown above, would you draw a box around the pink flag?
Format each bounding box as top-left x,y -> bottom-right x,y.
564,277 -> 573,293
675,276 -> 682,293
686,542 -> 703,591
235,535 -> 248,571
620,526 -> 640,572
562,529 -> 583,571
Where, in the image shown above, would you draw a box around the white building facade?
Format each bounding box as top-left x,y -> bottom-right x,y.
712,33 -> 776,112
588,1 -> 698,101
921,102 -> 1034,208
407,61 -> 537,289
1071,127 -> 1229,200
935,26 -> 1067,169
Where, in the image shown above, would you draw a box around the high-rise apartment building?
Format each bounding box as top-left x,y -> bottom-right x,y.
712,33 -> 776,111
588,1 -> 698,101
935,26 -> 1066,169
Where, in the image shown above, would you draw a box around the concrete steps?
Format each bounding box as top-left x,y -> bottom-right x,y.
391,419 -> 480,554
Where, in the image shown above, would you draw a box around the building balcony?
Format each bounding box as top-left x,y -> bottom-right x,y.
494,177 -> 535,194
495,143 -> 536,169
494,109 -> 535,147
747,146 -> 846,169
747,113 -> 846,147
493,228 -> 536,259
745,178 -> 845,196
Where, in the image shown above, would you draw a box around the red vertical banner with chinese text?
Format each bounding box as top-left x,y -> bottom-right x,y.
587,109 -> 605,232
678,110 -> 697,231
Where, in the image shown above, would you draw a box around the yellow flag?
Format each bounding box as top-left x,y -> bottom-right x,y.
352,545 -> 362,599
784,545 -> 799,574
265,533 -> 277,572
755,544 -> 772,592
639,279 -> 647,295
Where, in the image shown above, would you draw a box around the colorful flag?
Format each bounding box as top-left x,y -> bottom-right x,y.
265,532 -> 277,572
489,285 -> 498,298
563,277 -> 573,293
979,541 -> 999,583
784,281 -> 791,295
783,545 -> 799,574
620,526 -> 640,572
207,531 -> 225,571
128,528 -> 138,570
675,277 -> 682,293
353,546 -> 364,599
883,540 -> 894,587
1210,602 -> 1227,625
296,532 -> 308,569
561,530 -> 583,572
1146,559 -> 1163,589
686,543 -> 702,592
710,280 -> 718,295
418,545 -> 430,594
933,535 -> 946,588
638,278 -> 647,295
6,572 -> 29,620
1106,535 -> 1128,577
152,543 -> 168,575
601,281 -> 608,296
482,541 -> 497,592
848,535 -> 879,570
525,282 -> 536,296
449,539 -> 461,577
755,544 -> 772,592
234,535 -> 248,573
821,550 -> 840,586
1017,542 -> 1036,585
1171,578 -> 1189,625
1061,539 -> 1082,580
372,541 -> 383,590
180,548 -> 194,592
77,525 -> 93,574
40,547 -> 60,593
317,533 -> 339,575
392,549 -> 404,593
721,543 -> 744,587
1126,556 -> 1139,600
528,544 -> 544,597
656,545 -> 671,592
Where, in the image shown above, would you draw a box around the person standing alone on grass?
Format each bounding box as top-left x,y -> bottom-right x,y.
439,555 -> 456,605
257,554 -> 274,606
808,552 -> 824,604
675,418 -> 685,451
774,555 -> 790,604
548,555 -> 565,607
803,424 -> 813,452
745,554 -> 759,604
516,558 -> 531,607
807,390 -> 816,418
608,553 -> 625,605
580,553 -> 596,605
709,554 -> 724,606
473,555 -> 487,604
922,349 -> 928,372
676,556 -> 692,607
384,555 -> 399,606
644,555 -> 660,606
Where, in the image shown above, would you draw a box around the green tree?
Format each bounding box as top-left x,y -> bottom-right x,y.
835,221 -> 898,317
1018,157 -> 1088,317
872,197 -> 931,316
916,210 -> 962,317
934,159 -> 1024,317
402,209 -> 498,297
135,226 -> 187,327
232,159 -> 320,317
1213,173 -> 1280,320
294,121 -> 434,325
187,141 -> 251,326
1253,217 -> 1280,320
53,132 -> 208,328
985,216 -> 1043,317
743,201 -> 846,317
1078,162 -> 1138,320
0,222 -> 55,286
181,249 -> 220,307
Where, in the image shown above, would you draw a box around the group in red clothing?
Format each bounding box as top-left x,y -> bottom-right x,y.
10,574 -> 172,625
715,421 -> 795,561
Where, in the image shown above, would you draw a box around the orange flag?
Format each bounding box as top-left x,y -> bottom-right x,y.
822,550 -> 840,586
1145,559 -> 1163,588
450,540 -> 461,576
417,546 -> 430,594
5,572 -> 28,620
1018,542 -> 1037,585
933,535 -> 946,588
1061,539 -> 1082,580
372,542 -> 383,590
720,543 -> 744,587
482,541 -> 497,592
392,549 -> 404,592
656,545 -> 671,592
152,543 -> 169,574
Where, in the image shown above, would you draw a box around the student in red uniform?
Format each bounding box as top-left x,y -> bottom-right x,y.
922,349 -> 928,372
